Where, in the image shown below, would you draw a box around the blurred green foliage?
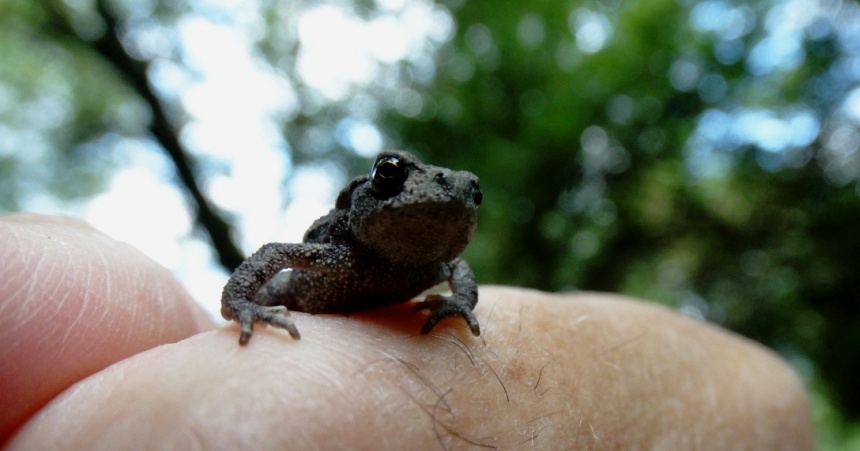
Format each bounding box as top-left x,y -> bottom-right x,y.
2,0 -> 860,447
0,0 -> 141,210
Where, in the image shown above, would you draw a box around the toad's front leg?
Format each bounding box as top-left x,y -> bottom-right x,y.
221,242 -> 347,345
412,258 -> 481,336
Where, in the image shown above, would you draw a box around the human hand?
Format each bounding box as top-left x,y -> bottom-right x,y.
2,214 -> 813,449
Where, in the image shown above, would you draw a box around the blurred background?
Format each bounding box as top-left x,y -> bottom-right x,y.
1,0 -> 859,446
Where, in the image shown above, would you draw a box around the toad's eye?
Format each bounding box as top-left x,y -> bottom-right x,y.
371,155 -> 408,196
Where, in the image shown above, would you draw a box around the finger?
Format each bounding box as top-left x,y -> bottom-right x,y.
0,213 -> 212,442
9,287 -> 811,450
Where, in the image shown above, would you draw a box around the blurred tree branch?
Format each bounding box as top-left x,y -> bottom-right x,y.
47,0 -> 245,271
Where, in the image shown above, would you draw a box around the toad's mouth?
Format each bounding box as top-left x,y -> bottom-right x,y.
354,200 -> 478,265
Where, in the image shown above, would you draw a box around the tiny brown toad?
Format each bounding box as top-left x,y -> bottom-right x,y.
220,151 -> 483,345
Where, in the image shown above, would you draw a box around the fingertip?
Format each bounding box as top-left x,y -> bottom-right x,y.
0,213 -> 210,442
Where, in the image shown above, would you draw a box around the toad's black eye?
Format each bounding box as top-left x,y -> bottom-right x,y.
371,155 -> 408,195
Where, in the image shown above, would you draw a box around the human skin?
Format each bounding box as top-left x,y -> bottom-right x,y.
1,214 -> 813,449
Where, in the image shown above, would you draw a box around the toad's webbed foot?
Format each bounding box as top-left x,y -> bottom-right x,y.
221,300 -> 300,345
412,294 -> 481,336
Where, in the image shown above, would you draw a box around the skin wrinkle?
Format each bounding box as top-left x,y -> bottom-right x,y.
10,238 -> 51,326
0,233 -> 38,354
133,283 -> 158,341
58,246 -> 98,350
64,236 -> 138,354
18,223 -> 95,346
10,237 -> 75,350
4,269 -> 33,327
132,273 -> 160,340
